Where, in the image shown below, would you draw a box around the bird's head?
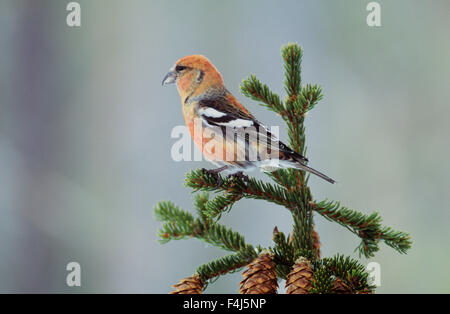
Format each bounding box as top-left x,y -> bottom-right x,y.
162,55 -> 224,103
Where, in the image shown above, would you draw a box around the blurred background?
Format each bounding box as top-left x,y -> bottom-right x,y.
0,0 -> 449,293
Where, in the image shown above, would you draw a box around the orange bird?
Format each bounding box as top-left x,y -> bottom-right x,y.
162,55 -> 335,184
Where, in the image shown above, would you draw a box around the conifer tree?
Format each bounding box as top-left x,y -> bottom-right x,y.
154,43 -> 412,294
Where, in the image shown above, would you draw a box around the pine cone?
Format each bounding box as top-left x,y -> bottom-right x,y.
239,253 -> 278,294
345,275 -> 374,294
169,274 -> 204,294
285,257 -> 314,294
288,232 -> 294,245
288,228 -> 321,258
330,277 -> 352,294
356,288 -> 373,294
311,229 -> 321,258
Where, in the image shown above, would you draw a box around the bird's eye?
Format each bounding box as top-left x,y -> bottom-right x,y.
175,65 -> 187,72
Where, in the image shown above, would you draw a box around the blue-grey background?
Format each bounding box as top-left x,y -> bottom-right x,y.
0,0 -> 449,293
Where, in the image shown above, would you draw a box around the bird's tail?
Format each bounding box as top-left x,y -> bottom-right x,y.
277,149 -> 336,184
295,163 -> 336,184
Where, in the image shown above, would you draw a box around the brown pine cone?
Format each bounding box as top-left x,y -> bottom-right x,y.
356,288 -> 374,294
311,229 -> 321,258
239,252 -> 278,294
288,228 -> 321,259
169,274 -> 204,294
330,277 -> 352,294
285,257 -> 314,294
288,231 -> 294,245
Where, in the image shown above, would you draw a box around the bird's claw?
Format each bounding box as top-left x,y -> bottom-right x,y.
228,171 -> 249,183
201,168 -> 223,187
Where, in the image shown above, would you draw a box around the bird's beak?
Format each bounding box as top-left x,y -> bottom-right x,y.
162,71 -> 176,86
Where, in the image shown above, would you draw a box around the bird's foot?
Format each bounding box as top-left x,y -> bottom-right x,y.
201,168 -> 223,187
228,171 -> 249,183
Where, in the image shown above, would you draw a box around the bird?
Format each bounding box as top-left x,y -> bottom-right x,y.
162,55 -> 335,184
